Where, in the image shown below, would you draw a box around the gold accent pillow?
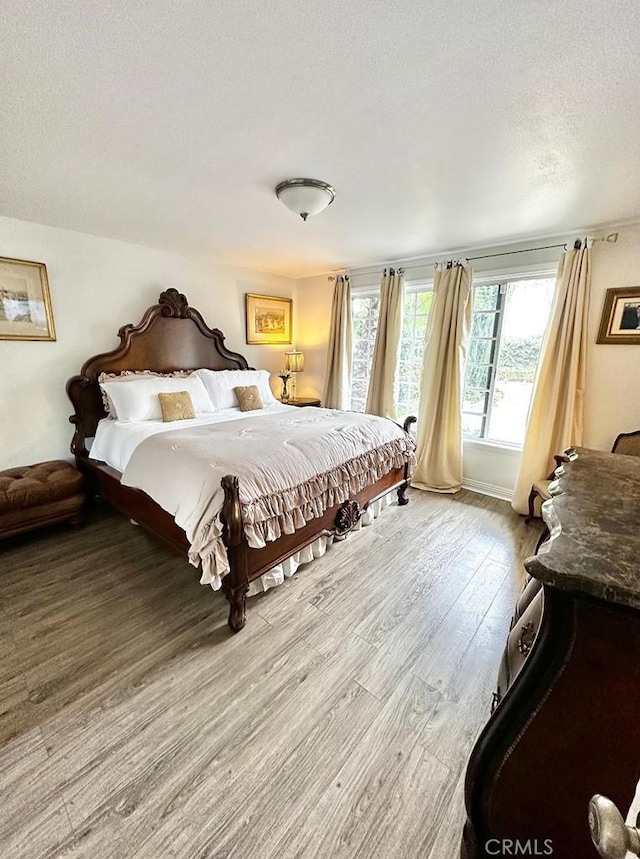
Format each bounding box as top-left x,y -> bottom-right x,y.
234,385 -> 264,412
158,391 -> 196,422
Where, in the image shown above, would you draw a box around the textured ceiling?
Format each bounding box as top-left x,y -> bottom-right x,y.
1,0 -> 639,277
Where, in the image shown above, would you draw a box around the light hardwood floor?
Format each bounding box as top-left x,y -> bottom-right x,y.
0,489 -> 542,859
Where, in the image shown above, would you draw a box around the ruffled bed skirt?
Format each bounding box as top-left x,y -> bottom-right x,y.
247,492 -> 393,597
242,435 -> 412,547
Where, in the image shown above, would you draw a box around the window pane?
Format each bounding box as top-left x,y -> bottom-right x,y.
412,316 -> 428,346
395,286 -> 432,418
462,413 -> 483,438
404,292 -> 416,315
473,284 -> 500,311
353,296 -> 379,316
471,312 -> 497,338
463,277 -> 555,445
463,390 -> 487,414
351,374 -> 368,401
351,289 -> 430,415
416,291 -> 433,315
401,312 -> 414,334
465,364 -> 491,390
486,279 -> 555,444
468,338 -> 494,365
350,294 -> 380,411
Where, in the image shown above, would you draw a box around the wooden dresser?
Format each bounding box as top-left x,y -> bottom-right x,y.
461,448 -> 640,858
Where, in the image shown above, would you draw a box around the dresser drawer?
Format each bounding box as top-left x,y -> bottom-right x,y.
495,589 -> 544,711
511,576 -> 543,629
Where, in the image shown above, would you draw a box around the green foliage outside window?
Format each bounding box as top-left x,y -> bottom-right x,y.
496,337 -> 543,383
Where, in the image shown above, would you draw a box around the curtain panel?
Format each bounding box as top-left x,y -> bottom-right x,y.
413,264 -> 473,493
512,247 -> 591,514
365,269 -> 405,419
322,275 -> 353,410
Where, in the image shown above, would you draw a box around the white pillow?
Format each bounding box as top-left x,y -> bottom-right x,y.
195,369 -> 277,409
98,370 -> 192,417
100,375 -> 215,422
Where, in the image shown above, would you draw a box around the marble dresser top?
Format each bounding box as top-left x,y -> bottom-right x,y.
525,448 -> 640,609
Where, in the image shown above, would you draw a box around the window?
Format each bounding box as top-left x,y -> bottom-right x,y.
351,293 -> 379,412
397,289 -> 433,417
462,277 -> 555,445
350,274 -> 554,448
350,286 -> 432,415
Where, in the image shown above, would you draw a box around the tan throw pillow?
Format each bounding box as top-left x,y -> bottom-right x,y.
234,385 -> 264,412
158,391 -> 196,422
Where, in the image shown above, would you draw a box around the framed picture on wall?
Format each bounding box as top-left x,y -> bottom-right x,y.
597,286 -> 640,344
245,293 -> 292,345
0,256 -> 56,341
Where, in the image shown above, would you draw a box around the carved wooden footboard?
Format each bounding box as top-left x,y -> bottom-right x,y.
219,427 -> 414,631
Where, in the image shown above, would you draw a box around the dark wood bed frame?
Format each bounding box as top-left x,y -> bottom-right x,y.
67,289 -> 415,632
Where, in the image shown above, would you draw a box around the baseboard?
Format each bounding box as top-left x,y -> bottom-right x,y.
462,478 -> 513,502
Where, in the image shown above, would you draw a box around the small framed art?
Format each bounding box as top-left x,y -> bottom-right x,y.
0,256 -> 56,341
245,293 -> 292,345
597,286 -> 640,344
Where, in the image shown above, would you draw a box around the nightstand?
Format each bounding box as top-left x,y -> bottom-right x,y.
282,397 -> 321,408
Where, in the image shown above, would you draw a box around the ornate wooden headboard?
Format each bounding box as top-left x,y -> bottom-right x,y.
66,288 -> 251,458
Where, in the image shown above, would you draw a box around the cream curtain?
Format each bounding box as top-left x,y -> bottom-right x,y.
365,268 -> 405,419
512,247 -> 591,514
413,264 -> 473,493
322,275 -> 353,410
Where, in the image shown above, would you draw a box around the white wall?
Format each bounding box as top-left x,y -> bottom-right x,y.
295,225 -> 640,498
584,226 -> 640,449
0,216 -> 294,470
295,273 -> 335,400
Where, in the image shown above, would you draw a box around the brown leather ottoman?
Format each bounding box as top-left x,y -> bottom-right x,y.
0,461 -> 84,540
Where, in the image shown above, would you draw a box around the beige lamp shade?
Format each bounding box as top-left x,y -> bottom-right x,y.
285,351 -> 304,373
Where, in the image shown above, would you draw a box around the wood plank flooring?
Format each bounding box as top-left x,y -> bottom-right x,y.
0,489 -> 543,858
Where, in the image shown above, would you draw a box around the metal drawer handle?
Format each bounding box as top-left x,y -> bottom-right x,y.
491,691 -> 501,714
589,795 -> 640,858
518,621 -> 536,655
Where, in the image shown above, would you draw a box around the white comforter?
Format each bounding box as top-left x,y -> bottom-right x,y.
91,405 -> 414,589
90,403 -> 293,474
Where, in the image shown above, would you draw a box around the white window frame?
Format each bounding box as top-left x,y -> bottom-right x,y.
462,268 -> 557,449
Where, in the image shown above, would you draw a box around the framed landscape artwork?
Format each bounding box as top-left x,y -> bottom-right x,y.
597,286 -> 640,344
245,293 -> 292,345
0,256 -> 56,341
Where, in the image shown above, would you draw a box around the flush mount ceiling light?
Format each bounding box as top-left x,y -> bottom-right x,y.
275,178 -> 335,221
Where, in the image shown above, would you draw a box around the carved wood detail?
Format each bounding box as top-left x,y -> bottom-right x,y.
221,475 -> 243,547
403,415 -> 417,434
334,500 -> 364,536
158,287 -> 190,318
222,583 -> 250,633
397,481 -> 410,506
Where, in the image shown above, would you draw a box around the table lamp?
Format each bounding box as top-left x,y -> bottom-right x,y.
284,350 -> 304,400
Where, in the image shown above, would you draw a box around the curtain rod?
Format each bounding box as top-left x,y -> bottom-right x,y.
465,242 -> 570,262
365,242 -> 569,275
330,237 -> 597,279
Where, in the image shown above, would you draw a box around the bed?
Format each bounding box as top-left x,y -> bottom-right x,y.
67,288 -> 416,632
